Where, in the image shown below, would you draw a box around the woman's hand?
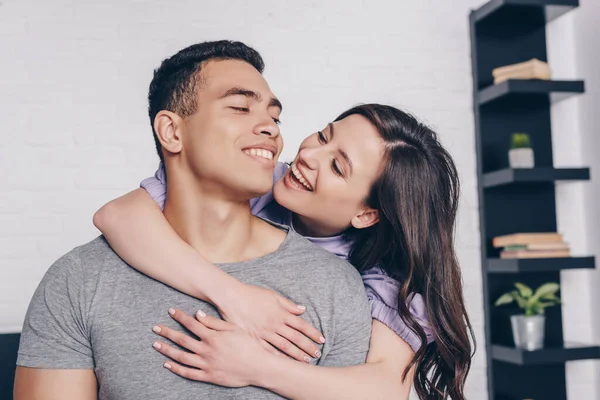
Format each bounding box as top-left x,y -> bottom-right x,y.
215,283 -> 324,361
152,308 -> 282,387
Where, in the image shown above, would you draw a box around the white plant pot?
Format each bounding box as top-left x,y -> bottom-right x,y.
509,148 -> 534,168
510,314 -> 545,350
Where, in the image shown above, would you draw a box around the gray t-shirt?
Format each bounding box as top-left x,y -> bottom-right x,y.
17,227 -> 372,399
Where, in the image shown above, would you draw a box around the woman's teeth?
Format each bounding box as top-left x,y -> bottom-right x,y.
291,163 -> 313,191
244,148 -> 274,160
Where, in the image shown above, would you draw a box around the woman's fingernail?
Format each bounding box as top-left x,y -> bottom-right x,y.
297,305 -> 306,310
304,356 -> 312,363
168,308 -> 176,316
315,350 -> 321,358
164,362 -> 172,370
152,326 -> 161,334
197,310 -> 206,318
153,342 -> 162,350
319,336 -> 326,344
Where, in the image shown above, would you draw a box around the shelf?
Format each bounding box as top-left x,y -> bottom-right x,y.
492,343 -> 600,365
472,0 -> 578,25
483,167 -> 590,188
478,80 -> 584,106
487,256 -> 595,273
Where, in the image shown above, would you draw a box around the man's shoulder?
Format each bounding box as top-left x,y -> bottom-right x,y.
284,232 -> 362,280
47,235 -> 122,280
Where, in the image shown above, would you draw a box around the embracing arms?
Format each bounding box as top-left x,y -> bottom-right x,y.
153,310 -> 415,400
93,189 -> 324,360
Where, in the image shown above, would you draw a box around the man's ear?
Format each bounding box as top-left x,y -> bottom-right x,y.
350,207 -> 380,230
154,111 -> 183,155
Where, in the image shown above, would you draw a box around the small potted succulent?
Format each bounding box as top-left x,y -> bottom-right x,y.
495,282 -> 560,350
509,133 -> 534,168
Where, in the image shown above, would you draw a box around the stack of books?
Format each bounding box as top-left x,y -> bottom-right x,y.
492,58 -> 551,85
493,232 -> 570,259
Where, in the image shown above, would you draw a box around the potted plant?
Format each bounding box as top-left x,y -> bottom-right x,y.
509,133 -> 534,168
495,282 -> 560,350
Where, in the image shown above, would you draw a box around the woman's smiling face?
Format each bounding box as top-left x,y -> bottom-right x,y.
273,114 -> 385,237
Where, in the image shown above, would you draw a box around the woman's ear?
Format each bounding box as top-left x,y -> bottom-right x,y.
351,207 -> 380,230
154,111 -> 183,155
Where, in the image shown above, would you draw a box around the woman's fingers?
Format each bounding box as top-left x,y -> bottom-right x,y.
278,295 -> 306,316
286,314 -> 326,346
168,308 -> 212,339
264,331 -> 313,363
152,340 -> 206,369
195,310 -> 236,331
260,339 -> 282,358
152,324 -> 203,354
278,325 -> 322,360
163,360 -> 210,382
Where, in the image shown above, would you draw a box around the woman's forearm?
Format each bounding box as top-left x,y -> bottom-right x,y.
256,357 -> 409,400
93,188 -> 241,305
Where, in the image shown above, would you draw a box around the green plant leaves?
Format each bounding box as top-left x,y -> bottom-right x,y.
495,282 -> 560,316
495,293 -> 514,306
514,282 -> 533,299
510,133 -> 532,149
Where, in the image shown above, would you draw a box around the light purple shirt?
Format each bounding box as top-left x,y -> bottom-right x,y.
141,162 -> 433,352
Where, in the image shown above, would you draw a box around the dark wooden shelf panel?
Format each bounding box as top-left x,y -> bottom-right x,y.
472,0 -> 579,25
483,167 -> 590,188
478,79 -> 584,106
0,333 -> 21,400
492,343 -> 600,365
487,256 -> 595,273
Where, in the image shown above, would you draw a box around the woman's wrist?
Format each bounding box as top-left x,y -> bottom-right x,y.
250,352 -> 286,388
205,276 -> 246,310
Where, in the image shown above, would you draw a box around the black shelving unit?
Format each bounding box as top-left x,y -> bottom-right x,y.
469,1 -> 597,399
487,256 -> 595,273
492,343 -> 600,365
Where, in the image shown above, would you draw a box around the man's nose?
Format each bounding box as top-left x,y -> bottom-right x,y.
254,116 -> 280,139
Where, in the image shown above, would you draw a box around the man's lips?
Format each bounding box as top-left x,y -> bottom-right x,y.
242,143 -> 278,167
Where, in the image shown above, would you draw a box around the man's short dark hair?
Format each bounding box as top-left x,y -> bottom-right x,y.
148,40 -> 265,164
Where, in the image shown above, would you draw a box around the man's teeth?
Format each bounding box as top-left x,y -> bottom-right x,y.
244,148 -> 274,160
291,163 -> 313,191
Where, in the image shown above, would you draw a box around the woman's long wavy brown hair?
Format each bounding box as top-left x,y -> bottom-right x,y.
339,104 -> 475,399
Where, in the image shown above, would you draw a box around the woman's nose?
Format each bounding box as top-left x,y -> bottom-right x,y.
297,146 -> 319,170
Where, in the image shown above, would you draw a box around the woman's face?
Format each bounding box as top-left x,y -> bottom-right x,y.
273,114 -> 385,237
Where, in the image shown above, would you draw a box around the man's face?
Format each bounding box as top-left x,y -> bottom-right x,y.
180,59 -> 283,200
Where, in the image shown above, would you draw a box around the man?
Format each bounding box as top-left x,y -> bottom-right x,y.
15,41 -> 372,399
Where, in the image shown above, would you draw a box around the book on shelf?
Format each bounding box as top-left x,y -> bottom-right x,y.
504,242 -> 570,251
500,249 -> 571,259
492,58 -> 551,84
493,232 -> 563,248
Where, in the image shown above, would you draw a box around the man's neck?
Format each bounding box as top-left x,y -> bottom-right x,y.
163,170 -> 266,264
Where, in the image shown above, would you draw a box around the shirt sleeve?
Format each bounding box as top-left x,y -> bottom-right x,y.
17,249 -> 94,369
140,162 -> 167,210
361,267 -> 434,353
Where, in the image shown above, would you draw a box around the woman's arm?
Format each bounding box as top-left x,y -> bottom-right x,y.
259,320 -> 414,400
154,311 -> 414,400
93,189 -> 324,361
94,189 -> 237,304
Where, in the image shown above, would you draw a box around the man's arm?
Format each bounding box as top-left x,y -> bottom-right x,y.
16,249 -> 96,398
14,367 -> 97,400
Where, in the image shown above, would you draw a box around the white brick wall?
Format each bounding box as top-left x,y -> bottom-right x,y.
0,0 -> 487,397
547,0 -> 600,398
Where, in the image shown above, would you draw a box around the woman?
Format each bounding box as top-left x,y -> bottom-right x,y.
94,104 -> 474,399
